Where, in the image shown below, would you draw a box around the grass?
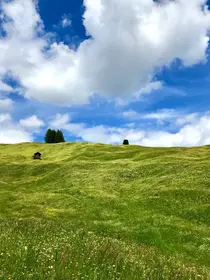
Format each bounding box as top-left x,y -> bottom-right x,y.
1,142 -> 210,279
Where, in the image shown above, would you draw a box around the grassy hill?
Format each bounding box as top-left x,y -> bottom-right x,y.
1,142 -> 210,279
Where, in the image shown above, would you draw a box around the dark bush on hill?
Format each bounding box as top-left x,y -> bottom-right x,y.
123,139 -> 129,145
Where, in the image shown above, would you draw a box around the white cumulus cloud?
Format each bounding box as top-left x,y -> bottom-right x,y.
0,0 -> 209,105
19,115 -> 44,129
49,113 -> 70,128
0,113 -> 11,123
0,113 -> 33,143
0,128 -> 32,144
0,98 -> 13,111
0,81 -> 13,92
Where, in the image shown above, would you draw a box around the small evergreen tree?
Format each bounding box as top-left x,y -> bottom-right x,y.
55,130 -> 65,143
123,139 -> 129,145
54,130 -> 60,143
59,130 -> 65,142
44,129 -> 56,143
45,129 -> 52,143
51,130 -> 56,143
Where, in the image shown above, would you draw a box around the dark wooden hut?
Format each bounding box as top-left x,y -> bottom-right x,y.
33,152 -> 41,160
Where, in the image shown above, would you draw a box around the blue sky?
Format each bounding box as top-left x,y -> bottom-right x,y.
1,0 -> 210,146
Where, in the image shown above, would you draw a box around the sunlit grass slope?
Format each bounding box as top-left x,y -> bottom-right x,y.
1,142 -> 210,279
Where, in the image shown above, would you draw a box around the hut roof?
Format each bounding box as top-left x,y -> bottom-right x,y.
34,152 -> 41,155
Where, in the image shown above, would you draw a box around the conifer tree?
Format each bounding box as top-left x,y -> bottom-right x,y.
51,130 -> 56,143
55,130 -> 65,143
59,130 -> 65,142
54,130 -> 60,143
44,129 -> 52,143
44,129 -> 56,143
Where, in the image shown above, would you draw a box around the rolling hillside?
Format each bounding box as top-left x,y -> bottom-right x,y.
1,142 -> 210,279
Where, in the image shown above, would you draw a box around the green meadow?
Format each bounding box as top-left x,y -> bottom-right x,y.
1,142 -> 210,279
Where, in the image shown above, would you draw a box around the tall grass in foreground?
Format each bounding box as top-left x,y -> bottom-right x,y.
0,220 -> 209,280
